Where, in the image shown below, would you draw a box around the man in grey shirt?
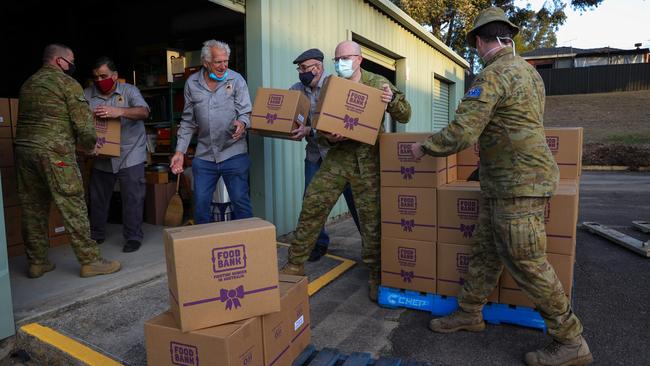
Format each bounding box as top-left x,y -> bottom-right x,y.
84,56 -> 150,253
170,40 -> 253,224
290,48 -> 360,261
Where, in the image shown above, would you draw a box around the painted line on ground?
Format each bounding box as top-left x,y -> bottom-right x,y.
277,242 -> 356,296
20,323 -> 121,366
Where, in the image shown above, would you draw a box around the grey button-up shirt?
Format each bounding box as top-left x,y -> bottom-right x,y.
290,73 -> 330,163
176,68 -> 252,163
84,81 -> 149,173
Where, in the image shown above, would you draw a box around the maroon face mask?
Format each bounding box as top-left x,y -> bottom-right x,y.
95,77 -> 115,95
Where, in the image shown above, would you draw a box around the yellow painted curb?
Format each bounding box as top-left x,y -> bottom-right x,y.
277,242 -> 356,296
20,323 -> 121,366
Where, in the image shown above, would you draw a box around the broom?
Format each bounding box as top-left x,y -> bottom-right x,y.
164,176 -> 184,227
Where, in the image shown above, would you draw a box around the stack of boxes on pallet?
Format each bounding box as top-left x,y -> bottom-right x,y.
145,218 -> 311,366
1,98 -> 72,257
380,128 -> 583,308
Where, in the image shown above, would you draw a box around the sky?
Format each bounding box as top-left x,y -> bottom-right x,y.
515,0 -> 650,50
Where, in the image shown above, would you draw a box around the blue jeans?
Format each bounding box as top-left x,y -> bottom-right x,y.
305,158 -> 360,248
193,154 -> 253,224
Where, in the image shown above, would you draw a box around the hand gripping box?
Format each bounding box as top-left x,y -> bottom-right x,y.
437,242 -> 498,302
379,133 -> 447,188
312,76 -> 386,145
437,181 -> 482,245
164,218 -> 280,332
381,237 -> 436,293
94,117 -> 121,157
251,88 -> 311,140
145,311 -> 263,366
380,187 -> 437,242
261,275 -> 310,366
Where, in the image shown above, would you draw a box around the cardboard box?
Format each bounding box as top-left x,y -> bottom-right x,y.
145,182 -> 177,225
146,170 -> 169,184
49,233 -> 71,247
262,275 -> 310,366
380,187 -> 436,242
165,218 -> 280,332
0,98 -> 11,138
381,237 -> 436,293
313,76 -> 385,145
456,143 -> 479,181
1,167 -> 19,207
48,204 -> 67,237
0,138 -> 14,168
545,127 -> 583,179
4,205 -> 22,246
447,154 -> 457,183
250,89 -> 310,140
499,253 -> 573,308
437,242 -> 498,302
145,311 -> 264,366
379,133 -> 447,188
94,117 -> 121,157
437,181 -> 482,245
546,180 -> 579,255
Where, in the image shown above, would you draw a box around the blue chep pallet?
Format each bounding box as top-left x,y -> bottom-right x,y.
378,286 -> 546,332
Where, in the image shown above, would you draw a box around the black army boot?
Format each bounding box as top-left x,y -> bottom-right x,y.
429,309 -> 486,333
525,335 -> 593,366
28,262 -> 56,278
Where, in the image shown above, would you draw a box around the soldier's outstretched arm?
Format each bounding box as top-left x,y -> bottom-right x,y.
67,81 -> 96,151
421,71 -> 502,157
387,83 -> 411,124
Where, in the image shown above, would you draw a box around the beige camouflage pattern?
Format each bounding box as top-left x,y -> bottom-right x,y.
15,64 -> 100,265
288,69 -> 411,278
458,197 -> 583,343
421,47 -> 559,198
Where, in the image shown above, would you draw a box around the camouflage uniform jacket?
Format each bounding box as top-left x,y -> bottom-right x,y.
15,65 -> 96,154
421,47 -> 559,198
318,69 -> 412,151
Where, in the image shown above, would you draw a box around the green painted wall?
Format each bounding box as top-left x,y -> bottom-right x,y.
246,0 -> 466,235
0,174 -> 15,339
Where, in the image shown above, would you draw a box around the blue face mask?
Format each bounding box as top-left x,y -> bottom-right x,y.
335,59 -> 355,79
209,70 -> 229,81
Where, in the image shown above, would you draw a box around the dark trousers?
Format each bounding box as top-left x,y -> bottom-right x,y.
90,163 -> 145,243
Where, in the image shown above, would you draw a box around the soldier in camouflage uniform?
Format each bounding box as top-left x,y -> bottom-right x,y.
281,41 -> 411,301
410,8 -> 592,366
15,44 -> 121,278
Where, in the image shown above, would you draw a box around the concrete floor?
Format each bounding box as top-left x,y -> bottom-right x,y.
3,171 -> 650,365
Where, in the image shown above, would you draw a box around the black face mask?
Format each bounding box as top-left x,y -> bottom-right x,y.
299,71 -> 316,86
59,57 -> 76,76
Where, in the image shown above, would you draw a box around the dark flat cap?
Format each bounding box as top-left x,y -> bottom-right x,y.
293,48 -> 324,64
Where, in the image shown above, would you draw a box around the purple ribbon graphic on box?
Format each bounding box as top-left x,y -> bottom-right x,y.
400,166 -> 415,180
96,136 -> 106,148
400,270 -> 414,283
219,285 -> 245,310
265,113 -> 278,124
343,114 -> 359,130
460,223 -> 476,238
401,219 -> 415,232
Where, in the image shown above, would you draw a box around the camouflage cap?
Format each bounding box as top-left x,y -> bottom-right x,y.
466,7 -> 519,48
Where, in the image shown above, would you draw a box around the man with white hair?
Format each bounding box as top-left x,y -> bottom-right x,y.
171,40 -> 253,223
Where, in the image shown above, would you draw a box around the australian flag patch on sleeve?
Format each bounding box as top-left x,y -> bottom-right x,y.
466,87 -> 482,98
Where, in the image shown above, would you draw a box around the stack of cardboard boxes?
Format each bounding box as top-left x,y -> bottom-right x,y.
380,127 -> 583,309
1,98 -> 72,257
145,218 -> 311,366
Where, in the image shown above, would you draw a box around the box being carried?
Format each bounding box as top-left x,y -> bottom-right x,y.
544,127 -> 583,179
251,88 -> 310,140
313,76 -> 386,145
380,133 -> 447,188
145,311 -> 263,366
94,117 -> 120,157
164,218 -> 280,332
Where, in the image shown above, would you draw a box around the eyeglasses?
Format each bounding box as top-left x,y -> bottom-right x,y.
58,57 -> 75,67
333,54 -> 359,62
296,63 -> 319,72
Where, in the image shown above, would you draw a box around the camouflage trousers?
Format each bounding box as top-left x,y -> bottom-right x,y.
15,147 -> 100,265
458,196 -> 583,343
289,142 -> 381,278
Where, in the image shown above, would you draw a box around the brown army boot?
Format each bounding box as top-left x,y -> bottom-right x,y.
368,279 -> 379,302
80,258 -> 121,278
429,309 -> 486,333
524,335 -> 593,366
28,263 -> 56,279
279,263 -> 305,276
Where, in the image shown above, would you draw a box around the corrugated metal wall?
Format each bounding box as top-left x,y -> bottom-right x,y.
247,0 -> 466,235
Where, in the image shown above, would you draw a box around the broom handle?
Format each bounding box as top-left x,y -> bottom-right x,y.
176,175 -> 181,193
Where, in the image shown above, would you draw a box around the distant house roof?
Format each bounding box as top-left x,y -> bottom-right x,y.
522,46 -> 649,59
